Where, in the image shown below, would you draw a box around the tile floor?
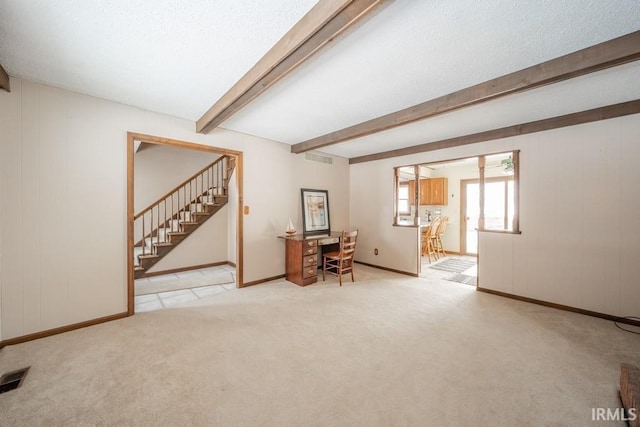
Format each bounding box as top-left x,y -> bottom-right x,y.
134,265 -> 236,313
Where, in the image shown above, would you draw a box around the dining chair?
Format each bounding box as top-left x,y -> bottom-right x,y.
323,230 -> 358,286
434,216 -> 449,258
420,224 -> 433,257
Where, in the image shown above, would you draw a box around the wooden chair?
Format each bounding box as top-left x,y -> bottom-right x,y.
434,216 -> 449,258
323,230 -> 358,286
420,224 -> 433,257
425,217 -> 440,263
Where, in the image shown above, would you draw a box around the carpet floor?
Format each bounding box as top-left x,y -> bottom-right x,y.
1,265 -> 638,426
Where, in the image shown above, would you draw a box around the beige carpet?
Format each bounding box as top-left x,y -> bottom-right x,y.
1,265 -> 638,426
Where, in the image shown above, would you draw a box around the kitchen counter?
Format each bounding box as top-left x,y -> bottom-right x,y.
395,219 -> 431,227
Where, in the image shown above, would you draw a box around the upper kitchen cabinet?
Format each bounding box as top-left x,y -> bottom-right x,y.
428,177 -> 448,205
409,177 -> 448,206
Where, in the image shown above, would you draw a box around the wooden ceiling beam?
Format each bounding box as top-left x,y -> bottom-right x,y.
292,30 -> 640,154
196,0 -> 388,134
0,63 -> 10,92
348,99 -> 640,164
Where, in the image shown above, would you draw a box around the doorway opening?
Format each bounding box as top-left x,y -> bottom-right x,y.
393,150 -> 519,281
126,133 -> 243,315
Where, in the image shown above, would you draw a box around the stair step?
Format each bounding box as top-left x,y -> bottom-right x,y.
207,187 -> 225,196
190,203 -> 204,212
145,236 -> 168,247
167,220 -> 182,231
133,246 -> 144,267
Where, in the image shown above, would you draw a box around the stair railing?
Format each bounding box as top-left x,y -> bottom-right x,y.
134,155 -> 230,258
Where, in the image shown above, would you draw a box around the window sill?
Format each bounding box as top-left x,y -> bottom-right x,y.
477,229 -> 522,235
393,221 -> 419,228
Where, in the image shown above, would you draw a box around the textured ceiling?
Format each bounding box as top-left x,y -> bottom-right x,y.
0,0 -> 317,120
1,0 -> 639,159
221,0 -> 640,155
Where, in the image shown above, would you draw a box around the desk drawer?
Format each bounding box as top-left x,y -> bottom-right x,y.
302,255 -> 317,267
318,236 -> 339,245
303,246 -> 317,256
305,240 -> 317,248
302,266 -> 317,279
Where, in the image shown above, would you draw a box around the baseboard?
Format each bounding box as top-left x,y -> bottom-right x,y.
240,274 -> 285,288
142,261 -> 231,278
354,261 -> 419,277
227,261 -> 237,268
0,311 -> 130,349
477,287 -> 640,327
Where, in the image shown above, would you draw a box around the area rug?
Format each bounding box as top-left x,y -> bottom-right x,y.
445,273 -> 477,287
427,257 -> 476,274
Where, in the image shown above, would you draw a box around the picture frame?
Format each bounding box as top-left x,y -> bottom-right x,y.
300,188 -> 330,235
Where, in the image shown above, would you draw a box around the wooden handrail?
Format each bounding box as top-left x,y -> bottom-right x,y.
134,155 -> 228,220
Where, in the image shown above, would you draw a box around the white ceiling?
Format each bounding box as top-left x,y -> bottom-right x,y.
0,0 -> 317,120
1,0 -> 639,159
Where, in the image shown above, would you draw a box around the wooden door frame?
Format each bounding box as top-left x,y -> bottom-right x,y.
126,132 -> 244,315
460,178 -> 477,256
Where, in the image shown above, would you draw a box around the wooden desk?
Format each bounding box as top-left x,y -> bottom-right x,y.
278,232 -> 341,286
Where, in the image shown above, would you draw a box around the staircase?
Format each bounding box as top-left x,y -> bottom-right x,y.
133,155 -> 236,279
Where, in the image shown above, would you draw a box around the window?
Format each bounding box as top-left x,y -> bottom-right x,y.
484,177 -> 515,231
398,183 -> 410,215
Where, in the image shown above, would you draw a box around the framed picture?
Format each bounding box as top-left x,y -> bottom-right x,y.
301,188 -> 330,235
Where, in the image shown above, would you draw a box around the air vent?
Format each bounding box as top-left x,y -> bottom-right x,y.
0,367 -> 30,394
304,152 -> 333,165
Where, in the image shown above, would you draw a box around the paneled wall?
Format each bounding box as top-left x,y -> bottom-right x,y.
479,119 -> 640,316
0,78 -> 350,341
350,114 -> 640,318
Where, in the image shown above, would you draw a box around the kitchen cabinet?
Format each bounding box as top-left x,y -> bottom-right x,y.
428,177 -> 448,205
409,178 -> 448,206
408,180 -> 415,206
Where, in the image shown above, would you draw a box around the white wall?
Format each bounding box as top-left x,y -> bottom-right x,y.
0,78 -> 350,340
134,144 -> 220,212
243,144 -> 350,282
350,114 -> 640,318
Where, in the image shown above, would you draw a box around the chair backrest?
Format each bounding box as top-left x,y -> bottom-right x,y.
340,230 -> 358,260
437,216 -> 449,235
429,217 -> 440,237
421,224 -> 432,239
